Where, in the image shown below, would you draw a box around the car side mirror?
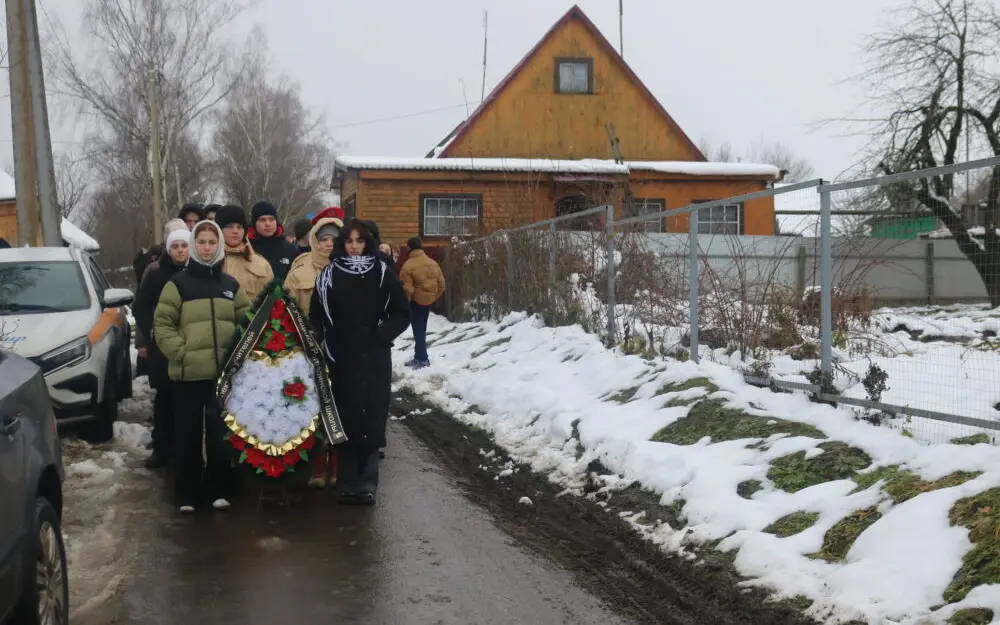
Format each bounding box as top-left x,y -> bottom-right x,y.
103,288 -> 134,309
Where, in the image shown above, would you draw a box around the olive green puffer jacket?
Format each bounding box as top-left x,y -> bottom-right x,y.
153,262 -> 250,382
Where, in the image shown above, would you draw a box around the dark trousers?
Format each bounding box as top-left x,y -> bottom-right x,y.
172,380 -> 232,507
336,445 -> 380,494
151,387 -> 174,456
410,302 -> 431,362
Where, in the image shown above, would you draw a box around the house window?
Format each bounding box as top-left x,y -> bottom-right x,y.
422,195 -> 481,236
695,201 -> 743,235
631,199 -> 665,233
555,58 -> 593,94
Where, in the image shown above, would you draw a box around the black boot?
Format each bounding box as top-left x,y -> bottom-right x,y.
145,450 -> 169,469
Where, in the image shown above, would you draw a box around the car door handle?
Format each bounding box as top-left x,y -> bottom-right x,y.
2,415 -> 21,436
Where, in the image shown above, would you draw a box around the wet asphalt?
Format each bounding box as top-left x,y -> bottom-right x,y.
100,423 -> 629,625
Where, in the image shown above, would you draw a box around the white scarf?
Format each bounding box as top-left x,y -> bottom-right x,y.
333,254 -> 376,275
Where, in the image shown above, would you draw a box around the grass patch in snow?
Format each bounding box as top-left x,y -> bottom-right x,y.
607,386 -> 641,404
947,608 -> 994,625
435,329 -> 486,347
809,507 -> 882,562
951,433 -> 992,446
651,399 -> 826,446
763,511 -> 819,537
945,487 -> 1000,603
662,395 -> 700,409
471,336 -> 512,358
737,479 -> 763,499
612,484 -> 686,530
852,465 -> 981,504
767,442 -> 871,493
653,377 -> 719,397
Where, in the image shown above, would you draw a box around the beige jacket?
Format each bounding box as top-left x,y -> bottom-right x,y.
223,243 -> 273,302
400,250 -> 446,306
283,217 -> 340,314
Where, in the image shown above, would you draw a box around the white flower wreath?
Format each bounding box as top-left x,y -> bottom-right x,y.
224,353 -> 320,446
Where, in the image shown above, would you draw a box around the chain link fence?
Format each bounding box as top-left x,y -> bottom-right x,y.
438,157 -> 1000,445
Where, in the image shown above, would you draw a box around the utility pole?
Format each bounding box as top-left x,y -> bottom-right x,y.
619,0 -> 624,58
6,0 -> 39,246
481,10 -> 488,102
148,69 -> 164,244
24,0 -> 60,246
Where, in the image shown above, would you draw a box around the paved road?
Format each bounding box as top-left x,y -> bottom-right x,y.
86,423 -> 629,625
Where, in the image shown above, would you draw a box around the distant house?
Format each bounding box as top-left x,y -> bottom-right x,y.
0,169 -> 99,250
331,5 -> 782,245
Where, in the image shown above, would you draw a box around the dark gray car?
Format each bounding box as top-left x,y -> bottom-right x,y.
0,350 -> 68,625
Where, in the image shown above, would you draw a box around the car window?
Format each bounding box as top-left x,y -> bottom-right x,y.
0,261 -> 92,314
85,258 -> 111,294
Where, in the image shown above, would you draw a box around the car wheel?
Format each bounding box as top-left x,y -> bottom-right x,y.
11,498 -> 69,625
79,370 -> 117,444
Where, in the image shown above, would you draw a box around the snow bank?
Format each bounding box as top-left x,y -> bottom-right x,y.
61,219 -> 99,251
393,313 -> 1000,623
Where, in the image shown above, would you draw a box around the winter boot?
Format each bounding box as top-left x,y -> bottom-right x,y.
309,452 -> 328,489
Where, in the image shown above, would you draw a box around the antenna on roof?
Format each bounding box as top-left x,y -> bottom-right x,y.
459,78 -> 471,118
619,0 -> 624,58
481,10 -> 489,102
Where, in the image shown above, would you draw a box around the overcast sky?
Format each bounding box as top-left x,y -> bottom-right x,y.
9,0 -> 900,181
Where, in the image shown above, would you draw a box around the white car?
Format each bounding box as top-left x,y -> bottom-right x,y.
0,247 -> 134,443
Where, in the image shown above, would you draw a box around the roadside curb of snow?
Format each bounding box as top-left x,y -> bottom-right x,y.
391,313 -> 1000,625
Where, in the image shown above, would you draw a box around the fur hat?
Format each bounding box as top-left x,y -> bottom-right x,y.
178,203 -> 205,222
293,217 -> 313,240
215,204 -> 248,230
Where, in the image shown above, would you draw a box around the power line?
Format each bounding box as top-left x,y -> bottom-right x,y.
329,103 -> 475,129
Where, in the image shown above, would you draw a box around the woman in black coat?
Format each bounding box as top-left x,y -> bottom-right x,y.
310,220 -> 410,505
132,229 -> 190,469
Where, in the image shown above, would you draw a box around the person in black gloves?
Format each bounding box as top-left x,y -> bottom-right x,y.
247,200 -> 299,280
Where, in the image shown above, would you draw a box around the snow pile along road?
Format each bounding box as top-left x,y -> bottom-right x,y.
392,312 -> 1000,625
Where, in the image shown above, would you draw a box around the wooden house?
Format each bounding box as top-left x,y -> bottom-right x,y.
332,5 -> 782,245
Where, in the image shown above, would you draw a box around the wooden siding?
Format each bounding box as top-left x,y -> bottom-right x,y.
443,18 -> 701,162
353,173 -> 775,242
0,201 -> 17,242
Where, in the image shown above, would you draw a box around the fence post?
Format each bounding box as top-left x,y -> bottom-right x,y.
688,207 -> 700,363
506,234 -> 514,312
819,184 -> 833,385
605,204 -> 616,346
925,241 -> 935,305
548,221 -> 556,291
795,244 -> 807,300
473,253 -> 480,322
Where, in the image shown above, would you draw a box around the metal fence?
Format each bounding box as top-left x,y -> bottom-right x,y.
440,157 -> 1000,445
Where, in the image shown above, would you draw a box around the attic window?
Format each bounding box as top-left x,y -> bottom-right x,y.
555,58 -> 593,94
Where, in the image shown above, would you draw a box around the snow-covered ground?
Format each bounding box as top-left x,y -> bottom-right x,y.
392,312 -> 1000,624
61,378 -> 156,622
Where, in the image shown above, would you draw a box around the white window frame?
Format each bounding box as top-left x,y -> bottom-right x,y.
696,202 -> 743,235
632,199 -> 665,233
422,196 -> 481,237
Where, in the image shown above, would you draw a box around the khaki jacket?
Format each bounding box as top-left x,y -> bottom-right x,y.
223,243 -> 273,302
400,250 -> 446,306
283,217 -> 340,314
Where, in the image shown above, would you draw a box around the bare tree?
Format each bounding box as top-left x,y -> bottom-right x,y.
846,0 -> 1000,305
54,153 -> 90,223
698,137 -> 736,163
49,0 -> 251,238
747,140 -> 815,183
211,37 -> 335,223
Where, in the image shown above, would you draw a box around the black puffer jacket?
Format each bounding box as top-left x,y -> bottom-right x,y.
132,256 -> 185,390
248,227 -> 299,281
310,255 -> 410,450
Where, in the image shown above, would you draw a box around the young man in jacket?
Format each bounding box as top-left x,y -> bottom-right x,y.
400,237 -> 446,368
248,201 -> 299,280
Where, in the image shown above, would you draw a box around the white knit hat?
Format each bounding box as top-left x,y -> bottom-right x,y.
165,228 -> 191,250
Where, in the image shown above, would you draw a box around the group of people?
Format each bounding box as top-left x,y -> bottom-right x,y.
131,201 -> 447,512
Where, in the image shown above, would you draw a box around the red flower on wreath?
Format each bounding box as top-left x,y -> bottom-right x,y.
263,456 -> 285,478
264,331 -> 287,353
280,314 -> 297,334
228,434 -> 247,451
245,447 -> 266,468
283,449 -> 300,466
300,435 -> 315,451
270,298 -> 287,320
282,379 -> 306,401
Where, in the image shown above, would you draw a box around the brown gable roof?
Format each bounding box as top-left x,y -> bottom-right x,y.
426,5 -> 706,161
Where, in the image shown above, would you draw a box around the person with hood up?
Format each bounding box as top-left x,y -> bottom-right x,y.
284,212 -> 343,489
293,217 -> 313,255
133,227 -> 191,469
135,218 -> 190,381
178,203 -> 206,230
310,220 -> 410,505
154,220 -> 250,513
248,201 -> 299,280
214,204 -> 273,301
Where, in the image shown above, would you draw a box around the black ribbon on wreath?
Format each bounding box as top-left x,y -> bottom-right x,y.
216,290 -> 347,446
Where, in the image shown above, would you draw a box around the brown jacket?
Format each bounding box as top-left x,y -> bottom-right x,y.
400,249 -> 446,306
283,217 -> 340,314
223,243 -> 273,302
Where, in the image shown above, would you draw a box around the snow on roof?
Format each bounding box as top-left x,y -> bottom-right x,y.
0,169 -> 15,200
335,156 -> 779,178
61,219 -> 99,251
